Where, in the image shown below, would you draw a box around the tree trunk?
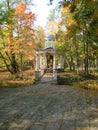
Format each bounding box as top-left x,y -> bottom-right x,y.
11,53 -> 19,74
74,35 -> 79,74
96,56 -> 98,70
0,52 -> 13,73
70,56 -> 75,71
84,41 -> 89,75
64,55 -> 70,68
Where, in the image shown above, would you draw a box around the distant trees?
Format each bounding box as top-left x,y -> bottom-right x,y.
35,26 -> 45,50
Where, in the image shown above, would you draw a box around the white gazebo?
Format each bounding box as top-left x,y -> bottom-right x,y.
35,34 -> 64,80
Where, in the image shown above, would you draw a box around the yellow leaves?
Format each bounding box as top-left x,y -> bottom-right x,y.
3,46 -> 10,52
7,37 -> 11,44
60,2 -> 76,30
2,31 -> 8,37
61,7 -> 70,16
80,54 -> 85,58
61,1 -> 71,16
47,21 -> 58,35
66,9 -> 76,26
7,16 -> 12,22
67,16 -> 75,26
26,53 -> 35,60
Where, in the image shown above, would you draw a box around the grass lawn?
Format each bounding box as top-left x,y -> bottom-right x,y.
0,69 -> 35,87
57,70 -> 98,91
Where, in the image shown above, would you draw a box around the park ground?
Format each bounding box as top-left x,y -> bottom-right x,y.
0,72 -> 98,130
0,68 -> 35,88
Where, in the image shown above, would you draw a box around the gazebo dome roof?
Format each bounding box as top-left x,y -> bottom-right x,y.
43,46 -> 54,50
46,34 -> 55,41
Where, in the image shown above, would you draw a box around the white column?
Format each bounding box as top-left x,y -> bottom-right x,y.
35,53 -> 40,71
60,55 -> 63,68
53,53 -> 57,81
44,53 -> 47,69
36,53 -> 38,70
53,41 -> 55,48
53,53 -> 56,70
61,56 -> 64,68
35,52 -> 41,80
40,54 -> 42,69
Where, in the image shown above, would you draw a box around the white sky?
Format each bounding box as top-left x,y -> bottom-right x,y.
30,0 -> 59,28
30,0 -> 50,28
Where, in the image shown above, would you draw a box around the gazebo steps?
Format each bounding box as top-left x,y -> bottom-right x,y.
44,68 -> 53,73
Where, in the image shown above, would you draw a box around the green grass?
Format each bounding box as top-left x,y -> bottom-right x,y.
0,69 -> 35,88
57,70 -> 98,91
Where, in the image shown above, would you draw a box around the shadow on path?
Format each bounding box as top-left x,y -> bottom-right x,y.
0,73 -> 98,130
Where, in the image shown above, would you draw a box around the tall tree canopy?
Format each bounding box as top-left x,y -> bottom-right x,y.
0,0 -> 37,75
57,0 -> 98,74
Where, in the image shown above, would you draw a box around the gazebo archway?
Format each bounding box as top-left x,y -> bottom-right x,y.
46,52 -> 53,68
35,33 -> 64,81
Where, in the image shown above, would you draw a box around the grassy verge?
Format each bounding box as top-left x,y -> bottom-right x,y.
57,71 -> 98,91
0,69 -> 35,88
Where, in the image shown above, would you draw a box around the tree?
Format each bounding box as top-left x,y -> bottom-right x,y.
0,1 -> 36,76
58,0 -> 98,75
72,0 -> 98,75
35,26 -> 45,50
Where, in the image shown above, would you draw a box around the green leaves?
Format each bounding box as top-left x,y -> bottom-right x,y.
0,7 -> 15,25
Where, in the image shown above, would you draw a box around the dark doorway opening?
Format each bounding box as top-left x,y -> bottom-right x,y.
46,53 -> 53,69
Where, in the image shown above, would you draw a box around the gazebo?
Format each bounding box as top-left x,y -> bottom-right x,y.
35,34 -> 64,80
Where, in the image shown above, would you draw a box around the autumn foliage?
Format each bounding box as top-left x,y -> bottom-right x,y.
0,2 -> 37,75
57,0 -> 98,75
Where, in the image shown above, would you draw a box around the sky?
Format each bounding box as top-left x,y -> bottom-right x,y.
30,0 -> 59,28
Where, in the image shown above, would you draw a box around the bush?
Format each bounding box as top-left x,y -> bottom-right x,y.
81,74 -> 96,80
57,75 -> 74,85
57,72 -> 98,90
57,74 -> 95,85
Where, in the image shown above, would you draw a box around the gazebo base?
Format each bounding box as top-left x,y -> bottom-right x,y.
44,68 -> 53,73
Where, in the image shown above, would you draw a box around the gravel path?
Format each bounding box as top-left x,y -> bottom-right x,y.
0,74 -> 98,130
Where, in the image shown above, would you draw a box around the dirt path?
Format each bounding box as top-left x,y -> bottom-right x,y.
0,74 -> 98,130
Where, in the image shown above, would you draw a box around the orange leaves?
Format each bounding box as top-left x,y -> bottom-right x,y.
26,12 -> 36,20
15,3 -> 26,15
6,2 -> 37,62
26,52 -> 35,60
27,41 -> 33,46
15,38 -> 24,44
23,12 -> 36,25
15,2 -> 36,28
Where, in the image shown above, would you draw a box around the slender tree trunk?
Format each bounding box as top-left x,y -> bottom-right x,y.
84,40 -> 89,75
20,53 -> 23,77
81,59 -> 84,72
85,41 -> 89,75
74,35 -> 79,75
64,55 -> 70,68
0,52 -> 13,73
6,0 -> 10,8
96,56 -> 98,70
70,56 -> 75,71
